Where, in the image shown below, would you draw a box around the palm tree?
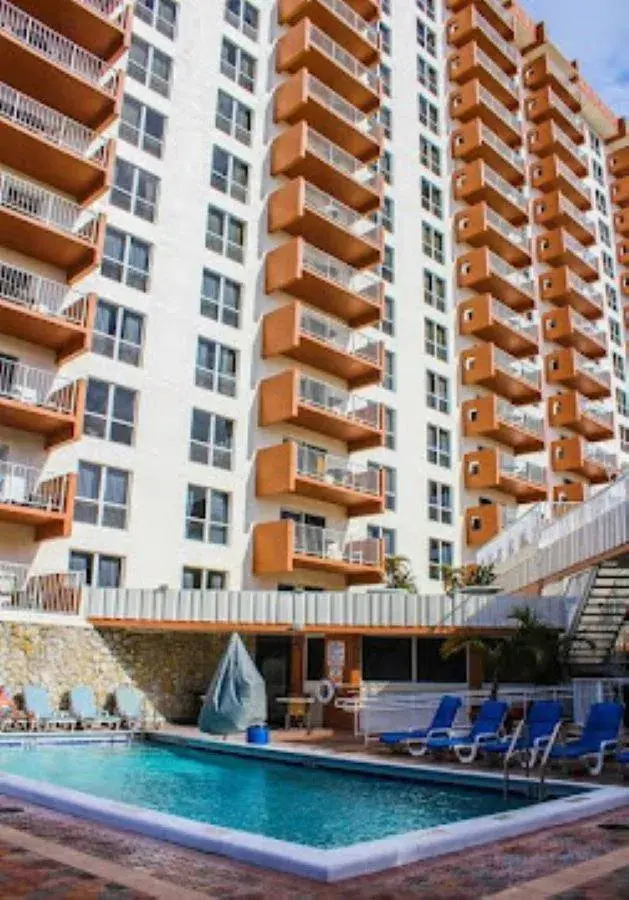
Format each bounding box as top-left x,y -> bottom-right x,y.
385,555 -> 417,591
440,629 -> 510,699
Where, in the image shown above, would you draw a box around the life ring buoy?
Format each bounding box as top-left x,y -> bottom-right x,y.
315,679 -> 335,705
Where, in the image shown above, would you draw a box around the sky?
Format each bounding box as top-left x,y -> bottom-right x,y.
522,0 -> 629,116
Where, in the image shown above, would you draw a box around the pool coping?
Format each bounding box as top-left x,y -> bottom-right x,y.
0,733 -> 628,883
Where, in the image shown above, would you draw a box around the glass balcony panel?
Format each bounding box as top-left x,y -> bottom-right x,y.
499,452 -> 546,485
293,522 -> 381,565
299,306 -> 380,363
296,445 -> 381,495
307,74 -> 379,138
496,399 -> 544,436
494,347 -> 540,386
479,85 -> 520,135
303,182 -> 380,244
485,207 -> 529,250
302,243 -> 381,302
484,166 -> 527,210
491,298 -> 537,338
309,23 -> 379,92
299,374 -> 380,427
0,461 -> 66,511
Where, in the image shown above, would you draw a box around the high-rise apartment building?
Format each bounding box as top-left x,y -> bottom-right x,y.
0,0 -> 627,597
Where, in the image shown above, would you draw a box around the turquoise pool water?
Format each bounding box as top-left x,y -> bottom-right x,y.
0,741 -> 537,848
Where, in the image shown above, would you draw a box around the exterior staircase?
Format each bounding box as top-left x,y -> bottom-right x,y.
568,560 -> 629,673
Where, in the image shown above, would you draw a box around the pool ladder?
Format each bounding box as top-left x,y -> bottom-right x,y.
502,722 -> 561,802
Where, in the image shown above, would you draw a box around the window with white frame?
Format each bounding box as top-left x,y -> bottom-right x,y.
417,0 -> 436,20
426,370 -> 449,413
416,19 -> 436,56
617,387 -> 629,418
610,318 -> 622,347
603,252 -> 615,279
599,221 -> 611,248
607,283 -> 619,312
182,567 -> 227,589
200,269 -> 241,327
379,22 -> 391,54
75,462 -> 130,530
120,95 -> 166,158
421,177 -> 443,217
383,465 -> 396,511
384,405 -> 396,450
206,205 -> 246,262
102,227 -> 152,292
211,146 -> 249,203
422,223 -> 444,263
128,36 -> 173,97
186,485 -> 230,544
592,160 -> 605,186
93,300 -> 144,367
427,424 -> 451,468
590,131 -> 602,155
428,537 -> 452,580
382,245 -> 395,283
382,196 -> 394,232
381,295 -> 395,336
111,159 -> 160,223
595,189 -> 607,215
425,318 -> 448,361
224,0 -> 259,40
134,0 -> 178,39
195,337 -> 238,397
379,105 -> 392,140
380,62 -> 391,97
417,56 -> 438,95
69,551 -> 123,588
189,409 -> 234,470
84,379 -> 137,446
384,350 -> 395,390
215,89 -> 253,146
420,135 -> 441,175
220,38 -> 257,92
428,480 -> 452,524
367,524 -> 396,556
380,150 -> 393,184
418,95 -> 439,134
424,269 -> 446,311
613,351 -> 626,380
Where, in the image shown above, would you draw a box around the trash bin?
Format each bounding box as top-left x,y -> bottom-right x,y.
246,724 -> 269,745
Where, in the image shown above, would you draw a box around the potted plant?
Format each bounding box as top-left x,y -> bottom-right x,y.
442,563 -> 498,597
385,554 -> 417,592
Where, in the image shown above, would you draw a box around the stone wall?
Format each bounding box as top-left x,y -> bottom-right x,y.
0,622 -> 245,723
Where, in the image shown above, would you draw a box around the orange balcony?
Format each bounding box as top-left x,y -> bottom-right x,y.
446,0 -> 514,39
550,436 -> 616,485
0,463 -> 75,540
274,68 -> 381,163
446,7 -> 518,74
449,79 -> 521,146
532,191 -> 595,246
548,391 -> 614,442
456,247 -> 535,311
553,481 -> 586,503
277,19 -> 380,113
0,0 -> 124,130
0,264 -> 94,362
541,306 -> 607,360
259,368 -> 384,450
545,347 -> 611,400
458,294 -> 538,357
612,177 -> 629,209
525,87 -> 584,145
460,343 -> 541,404
461,394 -> 544,454
262,300 -> 383,388
256,442 -> 384,516
455,203 -> 531,267
447,42 -> 518,110
465,503 -> 518,548
268,178 -> 382,268
278,0 -> 380,66
253,519 -> 384,585
16,0 -> 131,62
539,266 -> 603,320
527,120 -> 588,178
0,171 -> 105,283
453,160 -> 528,224
271,122 -> 382,214
537,230 -> 599,282
609,146 -> 629,179
463,448 -> 547,503
451,120 -> 524,185
529,156 -> 591,210
265,237 -> 382,327
0,361 -> 84,447
523,54 -> 581,112
618,240 -> 629,266
615,209 -> 629,238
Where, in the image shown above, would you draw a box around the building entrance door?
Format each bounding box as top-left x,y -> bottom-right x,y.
255,636 -> 292,726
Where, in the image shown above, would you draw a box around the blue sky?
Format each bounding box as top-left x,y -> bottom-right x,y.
523,0 -> 629,116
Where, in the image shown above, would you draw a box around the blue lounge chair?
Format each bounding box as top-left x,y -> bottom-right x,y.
419,699 -> 509,762
480,700 -> 563,767
24,686 -> 76,731
548,702 -> 624,776
70,686 -> 121,730
379,695 -> 462,753
114,685 -> 143,730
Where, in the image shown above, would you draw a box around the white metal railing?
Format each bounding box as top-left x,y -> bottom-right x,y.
0,561 -> 28,599
557,159 -> 590,202
583,443 -> 617,471
307,74 -> 379,139
483,0 -> 514,28
296,445 -> 381,496
79,0 -> 123,15
0,262 -> 87,324
475,47 -> 517,97
562,232 -> 598,270
0,170 -> 99,241
496,399 -> 544,437
0,462 -> 66,512
0,82 -> 107,162
0,0 -> 115,92
491,298 -> 537,339
294,523 -> 381,566
306,128 -> 379,191
302,242 -> 382,303
557,194 -> 594,236
567,270 -> 602,308
479,85 -> 520,136
570,307 -> 606,345
485,206 -> 529,251
500,452 -> 546,486
7,571 -> 84,614
489,251 -> 535,298
304,182 -> 380,245
576,351 -> 611,387
482,126 -> 524,172
475,10 -> 518,65
579,398 -> 614,428
315,0 -> 379,48
0,359 -> 76,414
547,59 -> 578,99
309,23 -> 379,93
484,165 -> 527,211
299,307 -> 381,364
494,346 -> 541,387
299,374 -> 381,428
553,124 -> 588,170
548,89 -> 583,135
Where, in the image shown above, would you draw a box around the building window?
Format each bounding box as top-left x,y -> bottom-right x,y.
93,301 -> 144,367
603,252 -> 615,279
383,465 -> 396,511
613,352 -> 626,381
186,486 -> 230,544
128,36 -> 173,97
417,56 -> 438,95
416,19 -> 436,56
606,283 -> 619,312
120,95 -> 166,158
102,227 -> 151,291
195,337 -> 237,397
422,223 -> 444,263
421,177 -> 443,218
425,318 -> 448,361
380,150 -> 393,185
220,37 -> 257,92
590,131 -> 602,155
428,480 -> 452,524
379,105 -> 392,140
617,388 -> 629,418
382,196 -> 394,233
200,269 -> 241,328
210,146 -> 249,203
382,245 -> 394,283
424,268 -> 446,311
224,0 -> 259,40
610,318 -> 622,347
427,424 -> 451,468
75,462 -> 130,530
384,405 -> 396,450
363,637 -> 412,682
69,551 -> 123,588
599,221 -> 611,248
429,537 -> 452,581
418,94 -> 439,134
134,0 -> 178,39
206,205 -> 246,262
182,567 -> 227,589
592,160 -> 605,186
595,189 -> 607,215
384,350 -> 395,390
426,370 -> 449,413
380,62 -> 391,97
215,89 -> 253,146
189,409 -> 234,470
111,158 -> 160,223
379,22 -> 391,54
367,525 -> 396,556
381,295 -> 395,336
420,135 -> 441,175
417,0 -> 436,20
84,379 -> 137,446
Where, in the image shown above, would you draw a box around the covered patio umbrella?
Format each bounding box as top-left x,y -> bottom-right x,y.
198,633 -> 267,734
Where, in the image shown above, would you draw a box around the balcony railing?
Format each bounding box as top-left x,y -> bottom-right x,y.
304,182 -> 380,244
570,307 -> 606,344
306,127 -> 380,190
0,0 -> 115,92
0,170 -> 99,241
491,298 -> 537,338
547,59 -> 577,97
0,262 -> 88,325
296,445 -> 381,495
548,89 -> 583,135
313,0 -> 379,48
556,194 -> 594,235
294,523 -> 381,566
496,399 -> 544,437
482,126 -> 524,173
79,0 -> 124,15
299,306 -> 381,364
302,242 -> 382,303
583,443 -> 616,471
476,47 -> 517,96
483,0 -> 514,29
567,270 -> 602,309
0,560 -> 28,595
475,11 -> 518,66
0,461 -> 66,512
500,453 -> 546,486
479,85 -> 520,135
576,352 -> 611,387
484,166 -> 527,211
562,231 -> 598,270
580,399 -> 614,429
6,570 -> 84,613
489,251 -> 535,297
0,82 -> 108,163
557,159 -> 590,203
495,347 -> 540,387
0,359 -> 76,414
307,73 -> 379,139
299,374 -> 380,428
485,206 -> 529,251
309,23 -> 379,93
554,125 -> 588,170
